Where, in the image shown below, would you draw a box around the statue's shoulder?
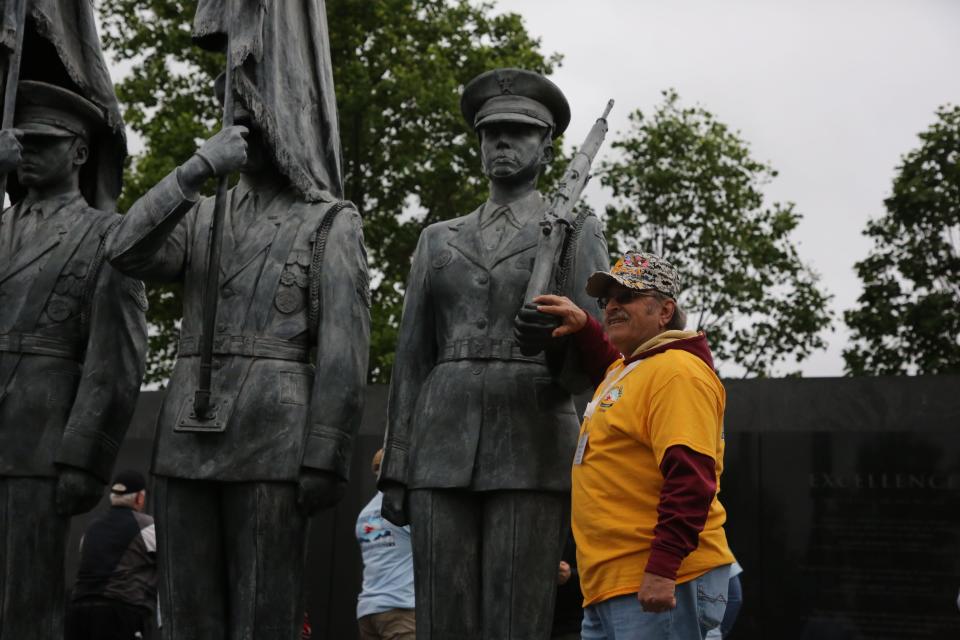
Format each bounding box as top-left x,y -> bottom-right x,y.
421,208 -> 477,242
76,203 -> 121,235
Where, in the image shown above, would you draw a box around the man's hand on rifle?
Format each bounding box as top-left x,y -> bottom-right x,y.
514,294 -> 587,353
0,128 -> 23,174
177,125 -> 249,196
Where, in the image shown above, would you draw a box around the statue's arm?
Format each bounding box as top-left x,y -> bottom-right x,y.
105,167 -> 199,283
300,207 -> 371,480
378,230 -> 437,489
106,126 -> 248,282
0,128 -> 22,175
54,262 -> 148,483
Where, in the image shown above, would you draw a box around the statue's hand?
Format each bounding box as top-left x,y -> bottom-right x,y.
194,125 -> 249,177
297,468 -> 345,517
55,466 -> 105,516
0,128 -> 23,174
380,481 -> 409,527
514,301 -> 563,355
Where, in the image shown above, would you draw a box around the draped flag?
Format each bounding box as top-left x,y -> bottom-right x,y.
193,0 -> 344,201
0,0 -> 126,210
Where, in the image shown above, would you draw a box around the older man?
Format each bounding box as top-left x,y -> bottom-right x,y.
527,251 -> 734,640
378,68 -> 609,639
66,470 -> 157,640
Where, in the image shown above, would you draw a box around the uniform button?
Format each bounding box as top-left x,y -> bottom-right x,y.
222,287 -> 235,298
477,275 -> 489,285
472,367 -> 482,375
212,359 -> 222,370
476,318 -> 487,329
217,323 -> 227,332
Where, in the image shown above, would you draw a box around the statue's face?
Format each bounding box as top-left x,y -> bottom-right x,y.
479,121 -> 552,183
17,134 -> 87,189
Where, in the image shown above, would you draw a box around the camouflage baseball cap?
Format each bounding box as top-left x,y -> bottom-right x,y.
585,251 -> 681,299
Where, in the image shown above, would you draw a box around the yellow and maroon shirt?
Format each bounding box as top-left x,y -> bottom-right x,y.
570,318 -> 734,606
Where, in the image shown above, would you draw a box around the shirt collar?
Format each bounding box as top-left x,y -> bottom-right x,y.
480,190 -> 543,228
234,179 -> 288,210
21,191 -> 83,220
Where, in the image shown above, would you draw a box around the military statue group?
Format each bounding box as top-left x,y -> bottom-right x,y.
0,2 -> 611,639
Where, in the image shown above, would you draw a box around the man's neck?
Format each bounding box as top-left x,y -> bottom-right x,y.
26,180 -> 80,204
488,176 -> 538,206
239,167 -> 285,195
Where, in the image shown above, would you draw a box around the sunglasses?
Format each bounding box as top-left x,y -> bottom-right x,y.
596,290 -> 658,310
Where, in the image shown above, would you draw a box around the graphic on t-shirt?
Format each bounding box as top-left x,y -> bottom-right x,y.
358,512 -> 396,547
599,385 -> 623,410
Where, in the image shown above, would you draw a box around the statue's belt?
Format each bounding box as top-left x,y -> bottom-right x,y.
0,332 -> 80,360
437,337 -> 546,365
177,334 -> 310,363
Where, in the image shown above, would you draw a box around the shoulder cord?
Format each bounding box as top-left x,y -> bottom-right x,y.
79,218 -> 123,360
308,201 -> 353,345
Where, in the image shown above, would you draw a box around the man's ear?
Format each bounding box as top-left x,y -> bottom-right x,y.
72,139 -> 89,167
660,299 -> 676,328
541,134 -> 555,165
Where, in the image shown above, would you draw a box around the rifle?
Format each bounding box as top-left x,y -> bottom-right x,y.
192,20 -> 235,422
0,0 -> 27,201
519,99 -> 614,356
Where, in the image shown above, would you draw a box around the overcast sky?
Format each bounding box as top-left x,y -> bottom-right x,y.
487,0 -> 960,376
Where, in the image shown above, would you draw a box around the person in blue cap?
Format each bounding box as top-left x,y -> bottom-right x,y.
378,68 -> 609,639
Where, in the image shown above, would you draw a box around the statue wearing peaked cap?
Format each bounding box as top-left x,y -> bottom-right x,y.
0,80 -> 147,639
378,68 -> 609,639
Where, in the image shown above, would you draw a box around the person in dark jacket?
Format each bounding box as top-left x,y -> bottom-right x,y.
66,470 -> 157,639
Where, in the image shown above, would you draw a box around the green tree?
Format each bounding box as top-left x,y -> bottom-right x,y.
600,90 -> 832,377
98,0 -> 561,384
843,105 -> 960,375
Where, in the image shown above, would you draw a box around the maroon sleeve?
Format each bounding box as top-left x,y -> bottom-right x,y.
572,313 -> 621,385
645,445 -> 718,580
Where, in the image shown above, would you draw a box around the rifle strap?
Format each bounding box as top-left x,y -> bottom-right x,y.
554,207 -> 594,298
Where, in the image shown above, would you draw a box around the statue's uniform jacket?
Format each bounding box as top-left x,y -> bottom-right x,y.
0,193 -> 147,482
107,173 -> 370,482
379,191 -> 609,491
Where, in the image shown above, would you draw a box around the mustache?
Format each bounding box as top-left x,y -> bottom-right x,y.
605,311 -> 628,324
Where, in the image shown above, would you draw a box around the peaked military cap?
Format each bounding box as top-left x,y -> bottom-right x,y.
14,81 -> 106,141
461,68 -> 571,139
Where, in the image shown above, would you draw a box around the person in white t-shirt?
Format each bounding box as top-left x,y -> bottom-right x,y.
356,450 -> 415,639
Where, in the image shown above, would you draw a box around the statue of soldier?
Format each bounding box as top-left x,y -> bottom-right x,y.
106,76 -> 370,636
0,82 -> 147,640
378,68 -> 609,640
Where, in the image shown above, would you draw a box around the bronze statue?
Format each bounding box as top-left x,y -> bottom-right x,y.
0,81 -> 147,639
105,2 -> 369,633
378,68 -> 610,639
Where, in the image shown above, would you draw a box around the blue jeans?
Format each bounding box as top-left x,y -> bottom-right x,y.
581,565 -> 730,640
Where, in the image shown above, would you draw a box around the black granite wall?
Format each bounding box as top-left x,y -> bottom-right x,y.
64,376 -> 960,639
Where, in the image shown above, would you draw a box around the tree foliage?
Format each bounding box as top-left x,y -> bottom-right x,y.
843,105 -> 960,375
98,0 -> 561,383
600,90 -> 832,377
